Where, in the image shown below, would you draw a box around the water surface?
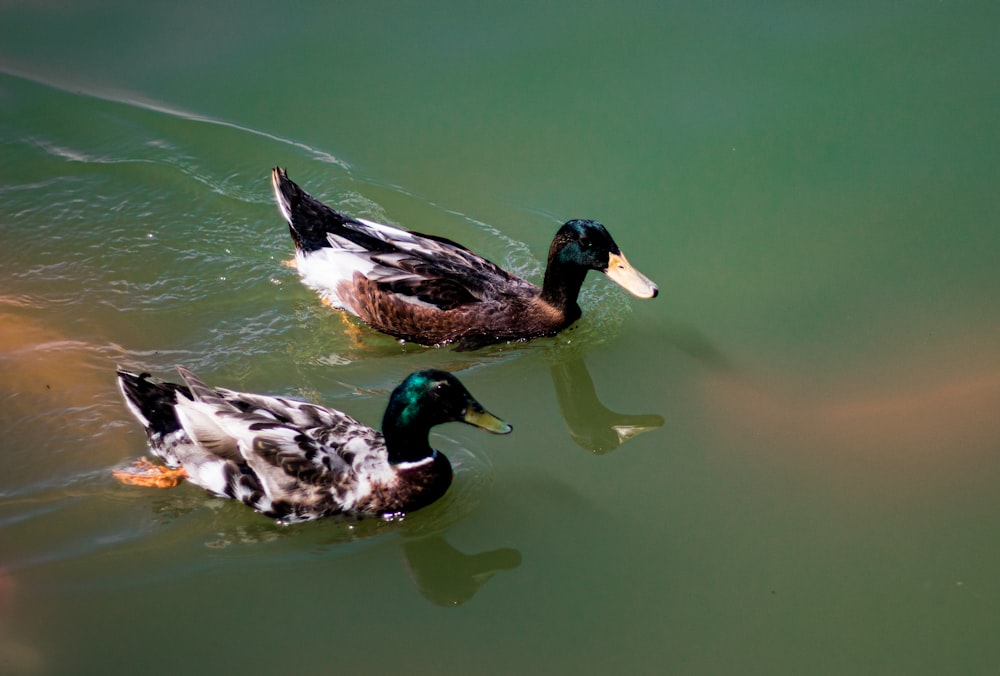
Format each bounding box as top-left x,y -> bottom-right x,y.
2,2 -> 1000,674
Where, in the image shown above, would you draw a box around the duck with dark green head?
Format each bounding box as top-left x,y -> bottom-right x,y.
115,367 -> 511,523
272,168 -> 658,350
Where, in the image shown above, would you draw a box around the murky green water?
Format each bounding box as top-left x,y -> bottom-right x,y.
3,2 -> 1000,674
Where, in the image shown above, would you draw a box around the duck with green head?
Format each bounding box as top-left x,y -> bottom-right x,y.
115,367 -> 511,523
272,167 -> 658,350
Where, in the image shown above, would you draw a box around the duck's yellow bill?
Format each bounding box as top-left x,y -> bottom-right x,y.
463,405 -> 513,435
605,252 -> 659,299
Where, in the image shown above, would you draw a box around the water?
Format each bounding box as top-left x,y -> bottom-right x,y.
2,2 -> 1000,674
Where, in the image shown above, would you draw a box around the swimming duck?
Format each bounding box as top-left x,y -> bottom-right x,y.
271,167 -> 658,350
115,366 -> 511,523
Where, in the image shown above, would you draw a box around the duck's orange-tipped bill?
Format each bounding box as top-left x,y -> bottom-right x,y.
605,252 -> 658,299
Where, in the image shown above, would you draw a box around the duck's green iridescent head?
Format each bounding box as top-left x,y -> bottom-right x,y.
549,219 -> 659,299
384,370 -> 512,447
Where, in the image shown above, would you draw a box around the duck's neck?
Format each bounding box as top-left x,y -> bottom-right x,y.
382,417 -> 438,466
540,258 -> 587,321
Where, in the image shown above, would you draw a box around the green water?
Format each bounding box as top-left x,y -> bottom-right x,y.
2,2 -> 1000,674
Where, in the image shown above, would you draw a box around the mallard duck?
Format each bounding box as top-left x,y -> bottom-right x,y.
271,167 -> 658,350
115,366 -> 511,523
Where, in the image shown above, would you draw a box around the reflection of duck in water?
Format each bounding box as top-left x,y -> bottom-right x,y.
550,358 -> 664,454
115,367 -> 511,522
130,494 -> 523,608
272,168 -> 657,350
402,536 -> 522,607
546,320 -> 742,454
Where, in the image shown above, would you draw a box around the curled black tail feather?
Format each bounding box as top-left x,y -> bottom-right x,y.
116,369 -> 189,439
271,166 -> 395,254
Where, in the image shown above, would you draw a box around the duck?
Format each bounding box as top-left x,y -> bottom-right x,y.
271,167 -> 658,350
114,366 -> 511,523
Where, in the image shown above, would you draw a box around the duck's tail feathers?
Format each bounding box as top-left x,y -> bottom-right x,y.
173,366 -> 245,415
271,166 -> 364,254
116,368 -> 188,438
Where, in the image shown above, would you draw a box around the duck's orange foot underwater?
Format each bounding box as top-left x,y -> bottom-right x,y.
320,302 -> 370,348
112,458 -> 188,488
337,310 -> 369,347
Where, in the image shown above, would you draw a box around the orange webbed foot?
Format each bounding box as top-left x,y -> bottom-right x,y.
113,458 -> 188,488
337,312 -> 368,347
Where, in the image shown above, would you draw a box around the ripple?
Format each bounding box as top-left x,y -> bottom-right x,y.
0,70 -> 625,592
